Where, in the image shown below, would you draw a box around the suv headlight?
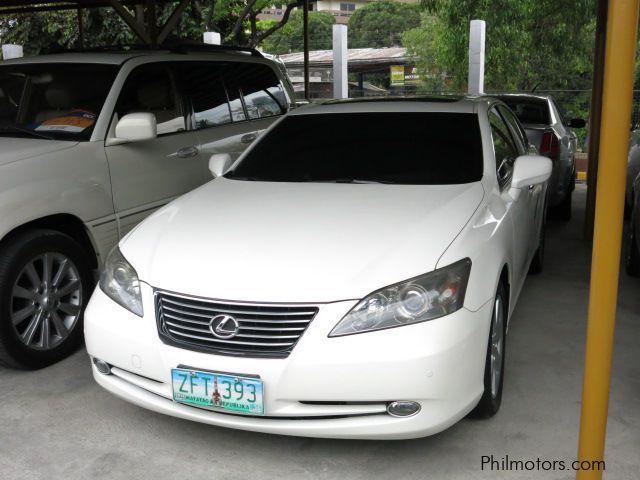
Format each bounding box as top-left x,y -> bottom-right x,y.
329,258 -> 471,337
99,247 -> 143,316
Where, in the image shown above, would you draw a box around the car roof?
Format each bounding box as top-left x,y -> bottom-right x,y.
0,49 -> 264,66
289,96 -> 489,115
490,93 -> 552,102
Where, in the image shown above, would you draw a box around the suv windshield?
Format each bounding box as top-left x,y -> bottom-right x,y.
499,98 -> 550,125
0,63 -> 118,141
226,112 -> 483,184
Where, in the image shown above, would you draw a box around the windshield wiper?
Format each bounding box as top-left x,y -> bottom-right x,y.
0,124 -> 55,140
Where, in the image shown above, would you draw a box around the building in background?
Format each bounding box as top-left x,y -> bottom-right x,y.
279,47 -> 417,97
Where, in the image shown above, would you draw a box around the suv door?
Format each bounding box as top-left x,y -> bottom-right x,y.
184,61 -> 289,164
489,106 -> 533,288
105,64 -> 207,237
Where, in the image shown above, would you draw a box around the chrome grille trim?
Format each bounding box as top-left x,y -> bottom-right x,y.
155,289 -> 319,358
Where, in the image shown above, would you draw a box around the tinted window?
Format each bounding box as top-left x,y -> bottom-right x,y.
178,63 -> 231,129
500,98 -> 550,125
497,105 -> 527,154
0,63 -> 117,141
223,62 -> 286,121
116,65 -> 184,135
489,108 -> 518,187
227,113 -> 483,184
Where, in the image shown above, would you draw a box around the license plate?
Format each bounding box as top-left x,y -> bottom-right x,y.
171,368 -> 264,415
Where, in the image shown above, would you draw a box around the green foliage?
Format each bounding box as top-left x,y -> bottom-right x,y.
348,0 -> 421,48
402,14 -> 444,91
0,0 -> 305,55
260,11 -> 336,54
417,0 -> 596,92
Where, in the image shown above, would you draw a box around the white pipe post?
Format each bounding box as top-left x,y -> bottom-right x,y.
203,32 -> 221,45
468,20 -> 486,94
1,44 -> 24,60
333,24 -> 348,99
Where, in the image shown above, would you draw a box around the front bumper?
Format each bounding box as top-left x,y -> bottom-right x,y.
85,284 -> 492,440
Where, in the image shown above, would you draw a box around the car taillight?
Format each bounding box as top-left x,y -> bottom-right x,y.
540,130 -> 560,161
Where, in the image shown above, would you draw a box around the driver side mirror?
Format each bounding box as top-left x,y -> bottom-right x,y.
511,155 -> 553,190
209,153 -> 233,178
106,113 -> 157,146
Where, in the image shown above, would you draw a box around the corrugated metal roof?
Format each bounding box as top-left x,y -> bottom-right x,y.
279,47 -> 412,67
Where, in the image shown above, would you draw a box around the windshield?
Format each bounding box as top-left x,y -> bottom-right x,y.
499,98 -> 550,125
0,63 -> 118,141
226,112 -> 483,184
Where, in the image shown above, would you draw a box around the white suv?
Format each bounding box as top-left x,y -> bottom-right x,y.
0,46 -> 294,368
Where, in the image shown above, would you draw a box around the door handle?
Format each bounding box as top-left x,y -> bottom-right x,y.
176,146 -> 199,158
241,133 -> 258,144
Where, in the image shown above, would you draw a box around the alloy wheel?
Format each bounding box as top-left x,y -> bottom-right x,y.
10,252 -> 82,350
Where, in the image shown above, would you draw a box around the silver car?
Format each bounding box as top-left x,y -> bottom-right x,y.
626,172 -> 640,276
494,94 -> 585,220
626,129 -> 640,216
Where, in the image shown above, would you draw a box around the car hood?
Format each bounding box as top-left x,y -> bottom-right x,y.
0,136 -> 78,166
122,178 -> 484,303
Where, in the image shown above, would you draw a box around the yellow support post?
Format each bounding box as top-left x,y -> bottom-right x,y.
577,1 -> 640,479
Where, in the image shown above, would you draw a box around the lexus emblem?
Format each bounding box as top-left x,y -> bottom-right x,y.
209,314 -> 239,339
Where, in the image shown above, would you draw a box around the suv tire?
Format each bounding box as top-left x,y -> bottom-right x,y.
0,230 -> 93,369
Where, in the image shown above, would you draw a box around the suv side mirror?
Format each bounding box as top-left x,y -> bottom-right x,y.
567,118 -> 586,128
106,113 -> 157,146
209,153 -> 232,178
511,155 -> 552,190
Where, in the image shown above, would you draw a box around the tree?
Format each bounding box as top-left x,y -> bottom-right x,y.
402,14 -> 444,91
418,0 -> 596,93
348,0 -> 421,48
260,11 -> 335,54
0,0 -> 308,55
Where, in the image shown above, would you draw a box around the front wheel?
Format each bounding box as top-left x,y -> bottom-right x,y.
0,230 -> 93,369
471,282 -> 507,418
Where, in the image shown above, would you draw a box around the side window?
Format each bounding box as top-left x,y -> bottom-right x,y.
489,108 -> 518,188
116,65 -> 185,136
497,105 -> 527,155
223,63 -> 286,121
178,62 -> 232,129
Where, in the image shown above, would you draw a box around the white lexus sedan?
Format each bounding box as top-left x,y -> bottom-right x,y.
85,97 -> 551,440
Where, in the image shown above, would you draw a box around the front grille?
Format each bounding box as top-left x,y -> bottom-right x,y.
155,290 -> 318,358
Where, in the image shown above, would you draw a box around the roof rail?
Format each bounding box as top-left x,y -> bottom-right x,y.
168,43 -> 263,57
46,42 -> 263,57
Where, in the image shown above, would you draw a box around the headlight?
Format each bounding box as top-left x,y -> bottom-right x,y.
329,258 -> 471,337
99,247 -> 143,316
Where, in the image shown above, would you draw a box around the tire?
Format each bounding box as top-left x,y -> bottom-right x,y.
0,229 -> 93,369
555,189 -> 572,221
626,227 -> 640,277
471,282 -> 507,418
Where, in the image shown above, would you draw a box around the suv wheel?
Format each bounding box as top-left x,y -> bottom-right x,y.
555,189 -> 572,221
0,230 -> 92,369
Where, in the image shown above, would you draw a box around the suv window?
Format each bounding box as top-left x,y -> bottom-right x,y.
0,63 -> 117,141
116,65 -> 185,136
222,63 -> 286,121
489,107 -> 518,188
177,63 -> 232,129
226,112 -> 483,184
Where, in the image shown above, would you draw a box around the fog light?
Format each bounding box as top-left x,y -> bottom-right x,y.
93,358 -> 111,375
387,401 -> 421,417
